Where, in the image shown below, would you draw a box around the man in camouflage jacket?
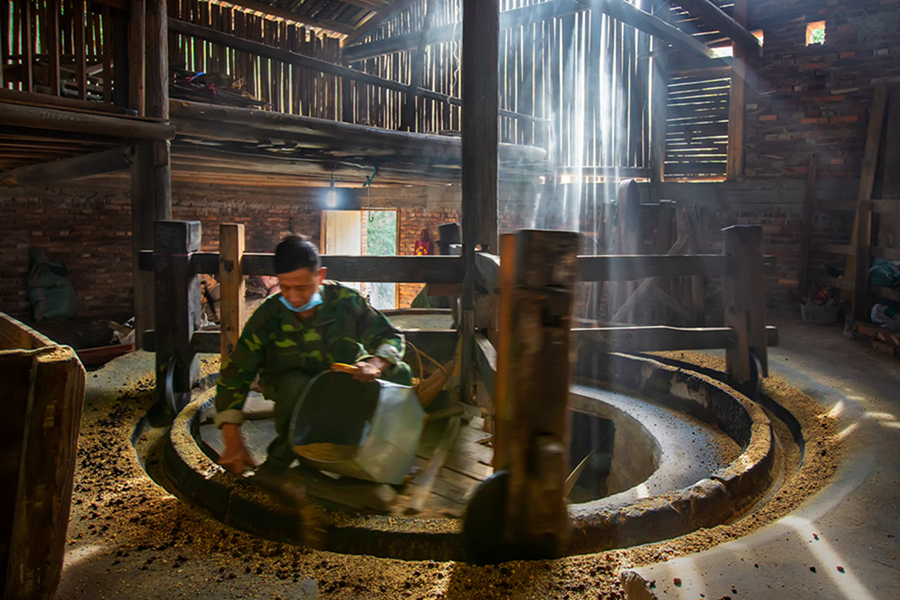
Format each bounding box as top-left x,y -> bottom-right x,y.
215,235 -> 412,473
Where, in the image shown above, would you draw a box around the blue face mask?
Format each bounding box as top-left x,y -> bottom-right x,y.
280,290 -> 323,313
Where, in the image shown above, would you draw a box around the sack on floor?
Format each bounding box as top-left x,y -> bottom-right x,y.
28,248 -> 76,321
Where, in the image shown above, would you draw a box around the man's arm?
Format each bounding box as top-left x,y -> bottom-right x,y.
214,307 -> 269,473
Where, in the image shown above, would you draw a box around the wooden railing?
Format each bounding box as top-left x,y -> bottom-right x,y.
141,220 -> 775,412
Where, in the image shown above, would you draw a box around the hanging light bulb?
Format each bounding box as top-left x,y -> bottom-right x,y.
326,177 -> 338,208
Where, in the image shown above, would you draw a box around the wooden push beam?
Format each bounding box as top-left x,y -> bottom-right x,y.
578,253 -> 728,280
0,146 -> 133,187
342,0 -> 586,62
576,0 -> 715,59
669,0 -> 760,51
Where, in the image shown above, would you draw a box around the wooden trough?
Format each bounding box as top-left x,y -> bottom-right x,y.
0,313 -> 86,600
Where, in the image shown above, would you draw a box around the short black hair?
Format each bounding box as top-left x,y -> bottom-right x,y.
274,235 -> 321,274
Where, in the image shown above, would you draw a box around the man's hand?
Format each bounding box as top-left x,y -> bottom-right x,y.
219,423 -> 256,474
352,357 -> 390,382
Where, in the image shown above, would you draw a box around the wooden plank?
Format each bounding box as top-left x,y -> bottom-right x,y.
5,348 -> 86,600
219,224 -> 246,361
238,254 -> 464,282
219,0 -> 353,35
845,83 -> 888,307
0,146 -> 133,187
0,313 -> 54,350
0,87 -> 133,114
609,236 -> 690,323
473,332 -> 496,398
406,416 -> 461,514
400,0 -> 438,132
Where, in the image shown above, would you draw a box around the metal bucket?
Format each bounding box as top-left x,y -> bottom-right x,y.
288,371 -> 424,485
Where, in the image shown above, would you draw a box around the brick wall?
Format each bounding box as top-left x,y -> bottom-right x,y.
0,180 -> 473,322
743,0 -> 900,179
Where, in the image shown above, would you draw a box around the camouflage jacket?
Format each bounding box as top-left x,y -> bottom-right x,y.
214,281 -> 404,426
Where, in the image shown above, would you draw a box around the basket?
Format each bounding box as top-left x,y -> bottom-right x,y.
800,301 -> 841,324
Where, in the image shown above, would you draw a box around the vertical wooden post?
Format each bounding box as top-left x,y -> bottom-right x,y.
726,0 -> 748,181
401,0 -> 438,132
132,0 -> 170,347
466,230 -> 579,564
460,0 -> 499,402
654,199 -> 673,322
723,225 -> 768,384
128,0 -> 145,115
649,22 -> 669,183
22,0 -> 33,92
48,0 -> 61,96
75,0 -> 87,100
154,221 -> 202,412
219,224 -> 246,362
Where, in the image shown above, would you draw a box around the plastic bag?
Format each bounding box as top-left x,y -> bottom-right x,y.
27,248 -> 76,321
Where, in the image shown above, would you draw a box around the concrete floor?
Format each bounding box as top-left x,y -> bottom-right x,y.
629,317 -> 900,599
53,315 -> 900,599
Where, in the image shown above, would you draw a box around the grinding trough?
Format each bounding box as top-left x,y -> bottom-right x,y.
140,352 -> 783,561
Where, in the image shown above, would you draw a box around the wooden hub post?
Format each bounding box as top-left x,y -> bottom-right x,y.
464,229 -> 580,563
154,220 -> 202,412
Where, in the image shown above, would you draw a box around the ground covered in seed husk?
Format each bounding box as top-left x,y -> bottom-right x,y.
56,350 -> 840,600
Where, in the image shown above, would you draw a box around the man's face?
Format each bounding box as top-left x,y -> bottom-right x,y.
278,266 -> 326,310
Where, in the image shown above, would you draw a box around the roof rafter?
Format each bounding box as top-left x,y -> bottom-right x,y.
671,0 -> 760,51
215,0 -> 355,35
341,0 -> 417,46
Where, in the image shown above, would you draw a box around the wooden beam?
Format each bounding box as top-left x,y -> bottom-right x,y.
845,83 -> 888,313
242,253 -> 464,282
0,88 -> 135,114
341,0 -> 417,47
342,0 -> 585,62
218,0 -> 354,34
669,0 -> 760,51
0,102 -> 175,139
128,0 -> 145,115
400,0 -> 438,132
650,5 -> 669,183
460,0 -> 500,404
725,0 -> 747,180
0,146 -> 133,187
576,0 -> 715,59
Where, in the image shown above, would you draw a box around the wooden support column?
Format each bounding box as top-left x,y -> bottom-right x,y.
128,0 -> 146,115
154,221 -> 202,413
401,0 -> 438,132
725,0 -> 748,180
219,224 -> 247,361
649,4 -> 669,183
460,0 -> 500,403
723,225 -> 767,384
132,0 -> 171,348
464,230 -> 580,564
